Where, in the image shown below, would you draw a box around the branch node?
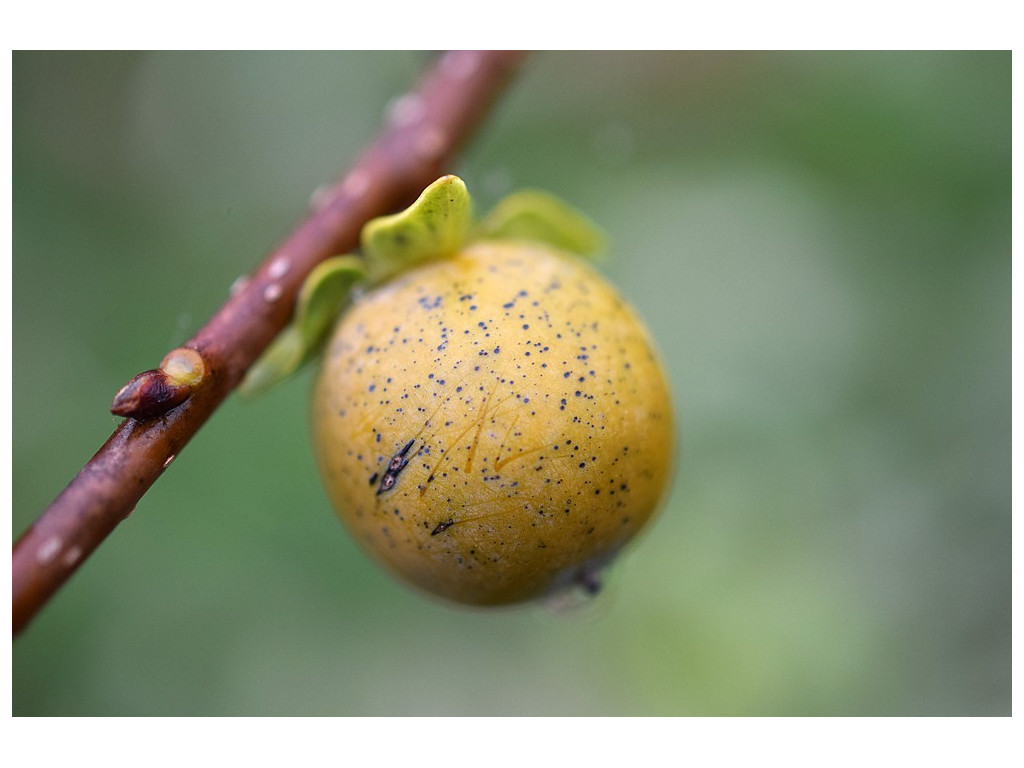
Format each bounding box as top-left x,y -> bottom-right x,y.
110,347 -> 208,421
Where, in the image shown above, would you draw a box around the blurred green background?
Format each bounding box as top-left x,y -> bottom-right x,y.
12,51 -> 1010,715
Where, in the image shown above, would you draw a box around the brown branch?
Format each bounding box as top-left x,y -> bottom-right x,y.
13,50 -> 529,636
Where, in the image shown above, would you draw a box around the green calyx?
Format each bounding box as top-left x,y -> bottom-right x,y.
363,174 -> 472,282
240,174 -> 605,397
475,188 -> 605,258
239,256 -> 365,397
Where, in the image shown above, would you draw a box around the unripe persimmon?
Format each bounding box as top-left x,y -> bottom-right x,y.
310,238 -> 675,605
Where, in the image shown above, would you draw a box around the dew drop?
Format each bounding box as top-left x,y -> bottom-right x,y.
62,546 -> 83,568
387,92 -> 426,127
415,128 -> 446,162
342,169 -> 371,199
36,536 -> 62,565
442,50 -> 481,81
268,257 -> 291,280
229,275 -> 250,296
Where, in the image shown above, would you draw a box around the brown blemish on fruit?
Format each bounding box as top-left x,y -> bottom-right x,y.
377,438 -> 416,495
431,519 -> 455,536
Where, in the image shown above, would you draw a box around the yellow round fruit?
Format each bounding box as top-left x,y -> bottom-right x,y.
311,239 -> 675,605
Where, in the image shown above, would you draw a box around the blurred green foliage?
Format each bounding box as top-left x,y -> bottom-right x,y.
12,51 -> 1010,715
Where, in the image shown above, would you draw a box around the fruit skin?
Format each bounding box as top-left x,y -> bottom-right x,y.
311,239 -> 675,605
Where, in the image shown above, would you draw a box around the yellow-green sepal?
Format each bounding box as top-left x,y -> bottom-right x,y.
238,324 -> 306,399
240,255 -> 366,397
240,177 -> 605,400
475,190 -> 606,259
362,174 -> 471,282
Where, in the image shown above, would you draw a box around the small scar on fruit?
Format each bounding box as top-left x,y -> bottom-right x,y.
577,568 -> 603,595
377,438 -> 416,495
431,519 -> 455,536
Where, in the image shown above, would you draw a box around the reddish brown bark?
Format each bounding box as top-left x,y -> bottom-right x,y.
13,50 -> 528,636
